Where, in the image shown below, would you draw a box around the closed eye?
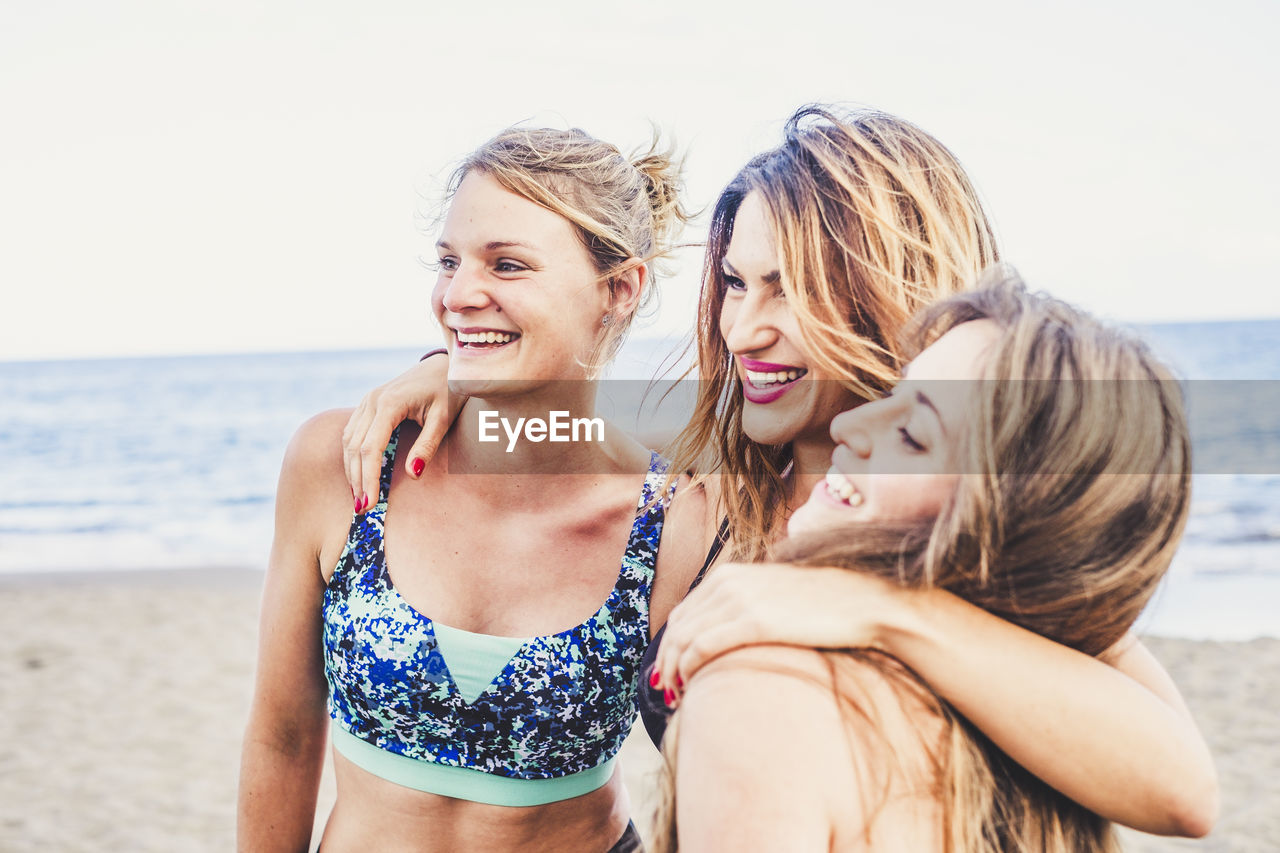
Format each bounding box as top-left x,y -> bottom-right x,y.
898,426 -> 925,452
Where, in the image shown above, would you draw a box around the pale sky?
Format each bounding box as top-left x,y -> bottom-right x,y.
3,0 -> 1277,361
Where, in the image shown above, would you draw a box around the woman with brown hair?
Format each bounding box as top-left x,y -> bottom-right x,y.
658,270 -> 1191,851
341,105 -> 1216,839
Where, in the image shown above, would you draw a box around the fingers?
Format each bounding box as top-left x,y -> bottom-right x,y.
653,620 -> 737,709
405,404 -> 450,478
650,564 -> 762,707
343,357 -> 455,514
343,397 -> 378,512
657,607 -> 759,708
672,621 -> 760,699
652,597 -> 723,707
651,585 -> 711,703
357,405 -> 407,513
342,389 -> 408,516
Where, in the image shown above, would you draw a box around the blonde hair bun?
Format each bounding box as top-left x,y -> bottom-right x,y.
629,133 -> 690,273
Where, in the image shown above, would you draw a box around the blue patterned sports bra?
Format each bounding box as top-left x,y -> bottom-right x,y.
322,427 -> 672,806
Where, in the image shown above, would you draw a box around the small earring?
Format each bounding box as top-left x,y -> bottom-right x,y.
601,314 -> 612,326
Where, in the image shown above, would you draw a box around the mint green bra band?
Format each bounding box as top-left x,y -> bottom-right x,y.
330,722 -> 617,807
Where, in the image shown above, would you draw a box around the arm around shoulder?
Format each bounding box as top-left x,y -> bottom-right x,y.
237,410 -> 353,852
880,589 -> 1218,837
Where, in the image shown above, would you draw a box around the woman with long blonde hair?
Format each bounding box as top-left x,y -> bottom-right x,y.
341,105 -> 1216,839
659,271 -> 1191,851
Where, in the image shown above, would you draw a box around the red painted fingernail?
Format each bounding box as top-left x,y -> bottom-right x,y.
412,458 -> 425,477
354,496 -> 362,512
360,493 -> 369,512
664,689 -> 674,707
649,669 -> 661,688
676,674 -> 683,688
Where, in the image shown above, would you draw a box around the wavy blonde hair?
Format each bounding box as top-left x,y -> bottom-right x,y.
654,270 -> 1192,852
451,125 -> 690,368
664,105 -> 999,558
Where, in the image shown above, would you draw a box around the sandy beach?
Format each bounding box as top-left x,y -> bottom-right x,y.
0,568 -> 1275,852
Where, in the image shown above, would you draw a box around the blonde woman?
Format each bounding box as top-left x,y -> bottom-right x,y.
341,106 -> 1216,837
237,126 -> 708,852
659,272 -> 1192,851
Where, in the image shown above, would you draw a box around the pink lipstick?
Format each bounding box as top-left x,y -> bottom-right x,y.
737,356 -> 808,404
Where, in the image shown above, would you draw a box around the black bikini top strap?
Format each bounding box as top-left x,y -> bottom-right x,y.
687,517 -> 730,593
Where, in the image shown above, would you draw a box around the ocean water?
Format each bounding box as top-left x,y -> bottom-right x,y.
1125,321 -> 1280,639
1,325 -> 1277,639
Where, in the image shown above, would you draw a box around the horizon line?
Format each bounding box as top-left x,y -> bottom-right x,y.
0,318 -> 1276,366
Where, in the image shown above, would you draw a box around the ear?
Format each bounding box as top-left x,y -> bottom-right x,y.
608,259 -> 648,319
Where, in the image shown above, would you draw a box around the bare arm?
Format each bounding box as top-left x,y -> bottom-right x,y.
885,590 -> 1217,836
340,351 -> 696,513
647,478 -> 717,641
238,412 -> 352,852
654,563 -> 1218,836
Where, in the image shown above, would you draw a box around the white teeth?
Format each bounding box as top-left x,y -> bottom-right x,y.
824,471 -> 864,507
457,331 -> 515,344
745,368 -> 804,387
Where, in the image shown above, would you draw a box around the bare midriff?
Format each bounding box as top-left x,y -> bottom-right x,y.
316,748 -> 632,853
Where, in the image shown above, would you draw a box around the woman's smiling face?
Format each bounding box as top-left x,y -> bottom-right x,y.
431,170 -> 610,396
787,319 -> 1001,536
718,191 -> 859,447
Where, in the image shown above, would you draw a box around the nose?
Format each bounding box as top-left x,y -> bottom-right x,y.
721,289 -> 781,356
830,396 -> 899,458
439,261 -> 493,314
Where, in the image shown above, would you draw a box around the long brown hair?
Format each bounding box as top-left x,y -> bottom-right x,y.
656,269 -> 1192,851
664,105 -> 1000,559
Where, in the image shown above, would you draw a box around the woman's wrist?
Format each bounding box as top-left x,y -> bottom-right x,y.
869,581 -> 944,659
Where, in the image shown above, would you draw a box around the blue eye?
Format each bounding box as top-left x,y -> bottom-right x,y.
898,426 -> 925,452
495,260 -> 527,273
722,274 -> 746,293
437,257 -> 459,272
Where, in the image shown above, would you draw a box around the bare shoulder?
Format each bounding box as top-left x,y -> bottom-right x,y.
677,646 -> 946,849
684,643 -> 840,707
688,644 -> 942,713
283,408 -> 354,479
679,644 -> 850,771
276,409 -> 357,575
678,645 -> 848,751
650,472 -> 715,633
672,645 -> 849,848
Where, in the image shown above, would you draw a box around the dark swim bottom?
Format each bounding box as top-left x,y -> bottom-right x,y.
608,820 -> 644,852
